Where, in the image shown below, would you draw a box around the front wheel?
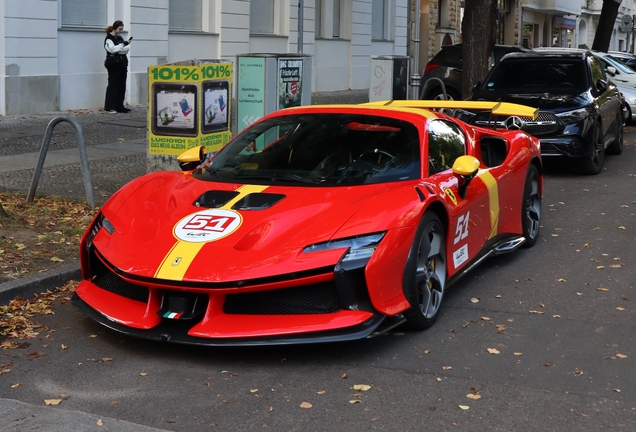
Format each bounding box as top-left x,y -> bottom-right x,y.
579,121 -> 605,175
403,212 -> 447,330
606,113 -> 624,155
521,165 -> 541,248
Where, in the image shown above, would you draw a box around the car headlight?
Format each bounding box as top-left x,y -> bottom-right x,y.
556,108 -> 589,125
303,232 -> 385,264
85,213 -> 115,248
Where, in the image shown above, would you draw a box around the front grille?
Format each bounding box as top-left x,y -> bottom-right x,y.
472,111 -> 560,136
91,250 -> 149,303
523,112 -> 559,136
223,282 -> 342,315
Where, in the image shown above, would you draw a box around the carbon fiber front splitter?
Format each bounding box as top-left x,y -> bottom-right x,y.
71,292 -> 398,346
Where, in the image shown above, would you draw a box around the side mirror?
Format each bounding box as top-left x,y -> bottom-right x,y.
471,81 -> 481,92
452,155 -> 481,199
178,146 -> 206,171
606,66 -> 617,76
596,79 -> 608,93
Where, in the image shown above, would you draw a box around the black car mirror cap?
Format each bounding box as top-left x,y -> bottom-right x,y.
597,79 -> 608,93
471,81 -> 481,92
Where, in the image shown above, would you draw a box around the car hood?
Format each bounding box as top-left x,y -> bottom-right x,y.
473,90 -> 590,113
95,171 -> 397,282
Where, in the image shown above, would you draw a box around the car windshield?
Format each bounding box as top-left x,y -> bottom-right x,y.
603,54 -> 636,74
485,59 -> 587,92
197,113 -> 421,186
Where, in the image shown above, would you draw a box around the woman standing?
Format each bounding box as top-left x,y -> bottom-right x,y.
104,20 -> 132,113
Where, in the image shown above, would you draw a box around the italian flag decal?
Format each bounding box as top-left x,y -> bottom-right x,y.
163,311 -> 184,319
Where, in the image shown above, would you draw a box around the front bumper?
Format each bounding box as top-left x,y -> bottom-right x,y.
71,293 -> 390,346
539,135 -> 591,159
72,246 -> 392,345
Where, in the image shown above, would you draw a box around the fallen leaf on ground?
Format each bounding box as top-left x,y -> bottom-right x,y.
44,399 -> 62,405
349,400 -> 361,404
300,402 -> 312,408
466,394 -> 481,400
353,384 -> 371,391
616,353 -> 628,359
487,348 -> 500,354
459,405 -> 470,410
97,419 -> 103,426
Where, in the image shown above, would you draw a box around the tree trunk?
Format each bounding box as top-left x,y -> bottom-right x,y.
0,203 -> 7,218
592,0 -> 621,52
461,0 -> 497,99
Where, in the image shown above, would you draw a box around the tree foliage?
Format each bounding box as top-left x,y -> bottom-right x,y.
461,0 -> 497,99
592,0 -> 622,52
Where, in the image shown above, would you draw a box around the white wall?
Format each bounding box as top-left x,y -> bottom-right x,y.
1,0 -> 409,115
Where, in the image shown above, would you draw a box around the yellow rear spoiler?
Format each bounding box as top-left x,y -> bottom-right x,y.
362,100 -> 539,121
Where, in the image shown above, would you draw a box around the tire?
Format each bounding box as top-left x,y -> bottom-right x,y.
579,121 -> 605,175
521,165 -> 541,248
424,87 -> 460,101
403,212 -> 447,330
606,113 -> 624,155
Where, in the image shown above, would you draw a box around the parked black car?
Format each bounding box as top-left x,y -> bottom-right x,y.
470,49 -> 623,175
419,44 -> 529,101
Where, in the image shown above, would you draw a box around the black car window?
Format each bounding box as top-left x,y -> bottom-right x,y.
485,59 -> 587,91
427,119 -> 466,175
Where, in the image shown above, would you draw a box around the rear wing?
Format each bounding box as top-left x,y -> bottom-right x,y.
362,100 -> 539,121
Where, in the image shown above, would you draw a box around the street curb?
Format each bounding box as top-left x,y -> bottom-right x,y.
0,263 -> 80,305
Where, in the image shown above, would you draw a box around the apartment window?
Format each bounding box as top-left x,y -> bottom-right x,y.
316,0 -> 348,39
251,1 -> 275,34
170,0 -> 203,31
61,0 -> 107,27
372,0 -> 388,40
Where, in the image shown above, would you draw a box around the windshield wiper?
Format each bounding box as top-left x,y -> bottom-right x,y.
271,174 -> 322,183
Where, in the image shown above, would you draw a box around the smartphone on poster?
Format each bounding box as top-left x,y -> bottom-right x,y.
151,83 -> 198,137
201,80 -> 230,134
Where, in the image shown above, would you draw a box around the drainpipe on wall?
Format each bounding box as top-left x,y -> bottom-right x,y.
298,0 -> 304,54
409,0 -> 421,100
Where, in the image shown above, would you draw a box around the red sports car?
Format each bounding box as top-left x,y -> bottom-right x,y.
73,100 -> 542,345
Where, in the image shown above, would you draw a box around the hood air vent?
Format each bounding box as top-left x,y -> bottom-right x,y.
232,193 -> 286,210
194,191 -> 239,208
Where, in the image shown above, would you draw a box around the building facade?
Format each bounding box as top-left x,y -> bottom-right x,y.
419,0 -> 634,68
0,0 -> 408,116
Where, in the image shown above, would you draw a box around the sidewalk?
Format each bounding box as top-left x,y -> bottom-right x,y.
0,90 -> 369,431
0,89 -> 368,205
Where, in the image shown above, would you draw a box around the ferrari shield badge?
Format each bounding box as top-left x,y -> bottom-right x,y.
173,209 -> 242,243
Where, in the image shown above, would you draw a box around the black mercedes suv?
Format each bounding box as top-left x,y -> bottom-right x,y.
470,49 -> 623,174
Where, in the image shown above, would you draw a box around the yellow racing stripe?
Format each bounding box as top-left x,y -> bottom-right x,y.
476,171 -> 499,240
154,184 -> 269,280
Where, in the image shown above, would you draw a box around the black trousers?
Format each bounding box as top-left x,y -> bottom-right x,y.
104,58 -> 128,111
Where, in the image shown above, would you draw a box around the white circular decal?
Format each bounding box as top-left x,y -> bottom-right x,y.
173,209 -> 242,243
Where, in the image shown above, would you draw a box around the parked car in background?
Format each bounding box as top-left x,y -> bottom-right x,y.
419,44 -> 530,101
608,51 -> 636,71
470,49 -> 623,175
617,83 -> 636,124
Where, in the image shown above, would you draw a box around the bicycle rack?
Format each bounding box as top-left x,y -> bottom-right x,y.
27,116 -> 95,209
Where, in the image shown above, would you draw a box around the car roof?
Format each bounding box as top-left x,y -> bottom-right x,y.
500,49 -> 588,60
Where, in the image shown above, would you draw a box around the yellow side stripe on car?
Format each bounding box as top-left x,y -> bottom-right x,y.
154,184 -> 269,281
477,171 -> 499,240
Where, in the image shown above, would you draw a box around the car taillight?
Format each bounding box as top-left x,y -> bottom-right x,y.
423,62 -> 440,75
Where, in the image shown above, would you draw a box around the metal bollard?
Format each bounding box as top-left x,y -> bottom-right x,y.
26,116 -> 95,209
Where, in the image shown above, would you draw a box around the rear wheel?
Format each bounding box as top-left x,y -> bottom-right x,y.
521,165 -> 541,248
403,212 -> 447,330
579,121 -> 605,175
606,113 -> 624,155
424,87 -> 460,101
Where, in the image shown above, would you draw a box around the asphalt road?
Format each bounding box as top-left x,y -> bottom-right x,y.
1,130 -> 635,431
